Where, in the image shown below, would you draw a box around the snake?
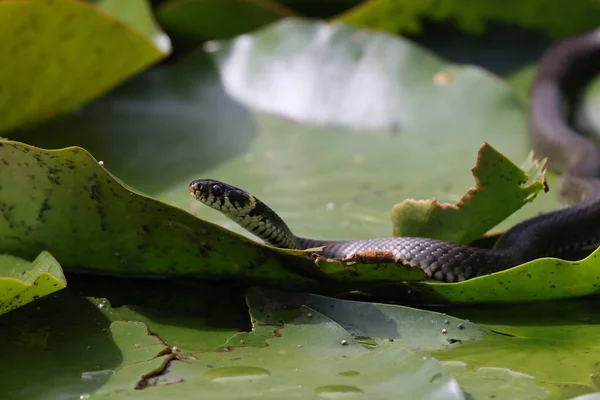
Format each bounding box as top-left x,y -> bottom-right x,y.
189,28 -> 600,283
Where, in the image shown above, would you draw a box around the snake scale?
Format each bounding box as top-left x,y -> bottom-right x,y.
189,28 -> 600,282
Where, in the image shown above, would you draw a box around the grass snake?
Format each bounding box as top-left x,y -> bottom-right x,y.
189,28 -> 600,282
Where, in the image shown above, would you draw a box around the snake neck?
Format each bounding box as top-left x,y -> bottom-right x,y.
239,197 -> 300,249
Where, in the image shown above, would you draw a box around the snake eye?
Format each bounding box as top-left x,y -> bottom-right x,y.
211,184 -> 224,196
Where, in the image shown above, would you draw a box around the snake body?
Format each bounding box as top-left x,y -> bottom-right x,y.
189,28 -> 600,282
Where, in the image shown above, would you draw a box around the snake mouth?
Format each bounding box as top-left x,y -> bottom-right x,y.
188,183 -> 202,201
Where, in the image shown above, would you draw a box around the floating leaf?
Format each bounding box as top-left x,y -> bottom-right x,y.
90,288 -> 465,398
0,141 -> 332,291
292,291 -> 485,350
437,299 -> 600,399
334,0 -> 600,38
0,0 -> 167,135
157,0 -> 299,40
391,142 -> 547,244
367,246 -> 600,304
0,251 -> 65,315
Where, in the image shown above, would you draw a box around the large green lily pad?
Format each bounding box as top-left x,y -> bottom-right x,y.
0,0 -> 167,135
89,287 -> 465,399
294,291 -> 485,350
4,281 -> 600,399
21,20 -> 558,244
261,292 -> 600,399
0,141 -> 331,291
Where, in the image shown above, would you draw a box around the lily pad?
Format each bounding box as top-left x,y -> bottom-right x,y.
0,141 -> 332,291
334,0 -> 600,38
438,299 -> 600,399
21,20 -> 558,245
208,19 -> 526,131
391,142 -> 548,243
92,298 -> 242,353
362,245 -> 600,304
287,291 -> 485,350
90,287 -> 465,399
0,0 -> 167,135
0,278 -> 251,399
301,292 -> 555,398
188,19 -> 558,243
0,251 -> 65,315
156,0 -> 299,40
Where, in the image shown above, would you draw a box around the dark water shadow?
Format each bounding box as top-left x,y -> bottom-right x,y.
409,21 -> 552,77
15,48 -> 256,196
64,273 -> 251,329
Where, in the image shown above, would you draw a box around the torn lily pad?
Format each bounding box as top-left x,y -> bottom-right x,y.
391,142 -> 548,244
306,143 -> 547,284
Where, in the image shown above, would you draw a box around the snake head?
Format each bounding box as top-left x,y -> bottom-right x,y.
188,179 -> 256,214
